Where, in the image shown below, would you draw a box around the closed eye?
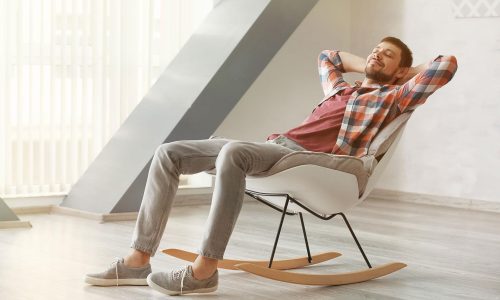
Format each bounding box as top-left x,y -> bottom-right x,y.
384,51 -> 394,58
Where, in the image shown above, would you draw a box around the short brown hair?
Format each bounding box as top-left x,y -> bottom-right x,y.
381,36 -> 413,68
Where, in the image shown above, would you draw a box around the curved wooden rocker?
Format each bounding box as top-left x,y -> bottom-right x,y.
163,248 -> 341,270
234,262 -> 407,286
164,113 -> 412,286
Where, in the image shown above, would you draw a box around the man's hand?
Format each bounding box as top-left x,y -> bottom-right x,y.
338,51 -> 366,74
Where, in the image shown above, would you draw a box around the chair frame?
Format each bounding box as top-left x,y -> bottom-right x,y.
244,189 -> 372,269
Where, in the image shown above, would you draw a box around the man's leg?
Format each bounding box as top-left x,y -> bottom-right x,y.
128,138 -> 231,264
194,141 -> 295,275
144,141 -> 296,295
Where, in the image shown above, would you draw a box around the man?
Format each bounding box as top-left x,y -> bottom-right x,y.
85,37 -> 457,295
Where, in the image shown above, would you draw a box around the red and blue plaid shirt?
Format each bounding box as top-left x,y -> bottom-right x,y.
319,50 -> 458,157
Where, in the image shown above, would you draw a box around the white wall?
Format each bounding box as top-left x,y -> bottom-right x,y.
214,0 -> 351,141
350,0 -> 500,203
216,0 -> 500,204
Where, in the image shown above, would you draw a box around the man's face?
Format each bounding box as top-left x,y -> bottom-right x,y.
365,41 -> 404,84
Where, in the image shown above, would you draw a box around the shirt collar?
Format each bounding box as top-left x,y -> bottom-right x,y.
355,80 -> 384,89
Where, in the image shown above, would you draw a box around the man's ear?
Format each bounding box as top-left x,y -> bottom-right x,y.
394,67 -> 410,85
396,67 -> 409,80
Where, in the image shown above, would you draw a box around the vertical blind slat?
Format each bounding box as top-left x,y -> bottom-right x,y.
81,0 -> 89,177
60,0 -> 67,191
39,0 -> 46,193
16,0 -> 24,194
27,0 -> 33,191
48,0 -> 55,192
1,0 -> 5,192
70,0 -> 78,184
0,0 -> 7,194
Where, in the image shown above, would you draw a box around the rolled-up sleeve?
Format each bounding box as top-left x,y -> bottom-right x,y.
318,50 -> 349,96
395,55 -> 458,112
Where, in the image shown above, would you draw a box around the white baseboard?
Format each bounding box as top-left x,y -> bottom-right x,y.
12,206 -> 53,214
51,206 -> 104,221
4,195 -> 64,210
369,188 -> 500,214
0,220 -> 32,229
102,212 -> 139,222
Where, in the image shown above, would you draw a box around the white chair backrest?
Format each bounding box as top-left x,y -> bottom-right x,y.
357,112 -> 412,204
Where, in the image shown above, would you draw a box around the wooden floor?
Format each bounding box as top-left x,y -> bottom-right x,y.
1,198 -> 499,300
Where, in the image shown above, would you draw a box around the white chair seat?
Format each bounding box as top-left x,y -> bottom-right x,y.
246,165 -> 359,216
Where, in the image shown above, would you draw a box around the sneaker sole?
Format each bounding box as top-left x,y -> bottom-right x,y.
146,274 -> 217,296
85,276 -> 148,286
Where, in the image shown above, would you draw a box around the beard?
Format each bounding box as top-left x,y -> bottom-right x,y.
364,65 -> 396,84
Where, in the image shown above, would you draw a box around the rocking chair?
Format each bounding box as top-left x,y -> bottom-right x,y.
163,112 -> 412,286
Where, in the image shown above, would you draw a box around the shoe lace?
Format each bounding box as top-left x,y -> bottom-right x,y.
171,266 -> 189,295
111,258 -> 122,287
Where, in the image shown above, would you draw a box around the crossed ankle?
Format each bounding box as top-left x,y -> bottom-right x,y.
191,265 -> 217,281
124,257 -> 150,268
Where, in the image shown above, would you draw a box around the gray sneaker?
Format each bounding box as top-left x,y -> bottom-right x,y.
85,258 -> 152,286
147,265 -> 218,296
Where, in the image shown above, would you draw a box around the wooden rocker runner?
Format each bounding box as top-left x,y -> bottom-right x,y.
163,113 -> 411,286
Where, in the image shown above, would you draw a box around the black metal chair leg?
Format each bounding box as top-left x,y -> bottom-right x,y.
268,196 -> 290,268
339,213 -> 372,268
299,212 -> 312,263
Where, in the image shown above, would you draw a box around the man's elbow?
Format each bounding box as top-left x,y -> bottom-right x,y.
433,55 -> 458,81
447,55 -> 457,65
319,50 -> 337,60
318,50 -> 328,61
441,55 -> 458,74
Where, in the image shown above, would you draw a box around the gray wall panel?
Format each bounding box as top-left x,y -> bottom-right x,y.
0,197 -> 20,222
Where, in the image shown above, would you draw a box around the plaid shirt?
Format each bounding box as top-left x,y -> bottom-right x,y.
319,50 -> 458,157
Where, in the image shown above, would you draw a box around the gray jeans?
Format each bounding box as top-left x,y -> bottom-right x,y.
131,138 -> 302,259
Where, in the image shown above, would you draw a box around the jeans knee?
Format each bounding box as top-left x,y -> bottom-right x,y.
216,142 -> 248,170
154,142 -> 184,167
